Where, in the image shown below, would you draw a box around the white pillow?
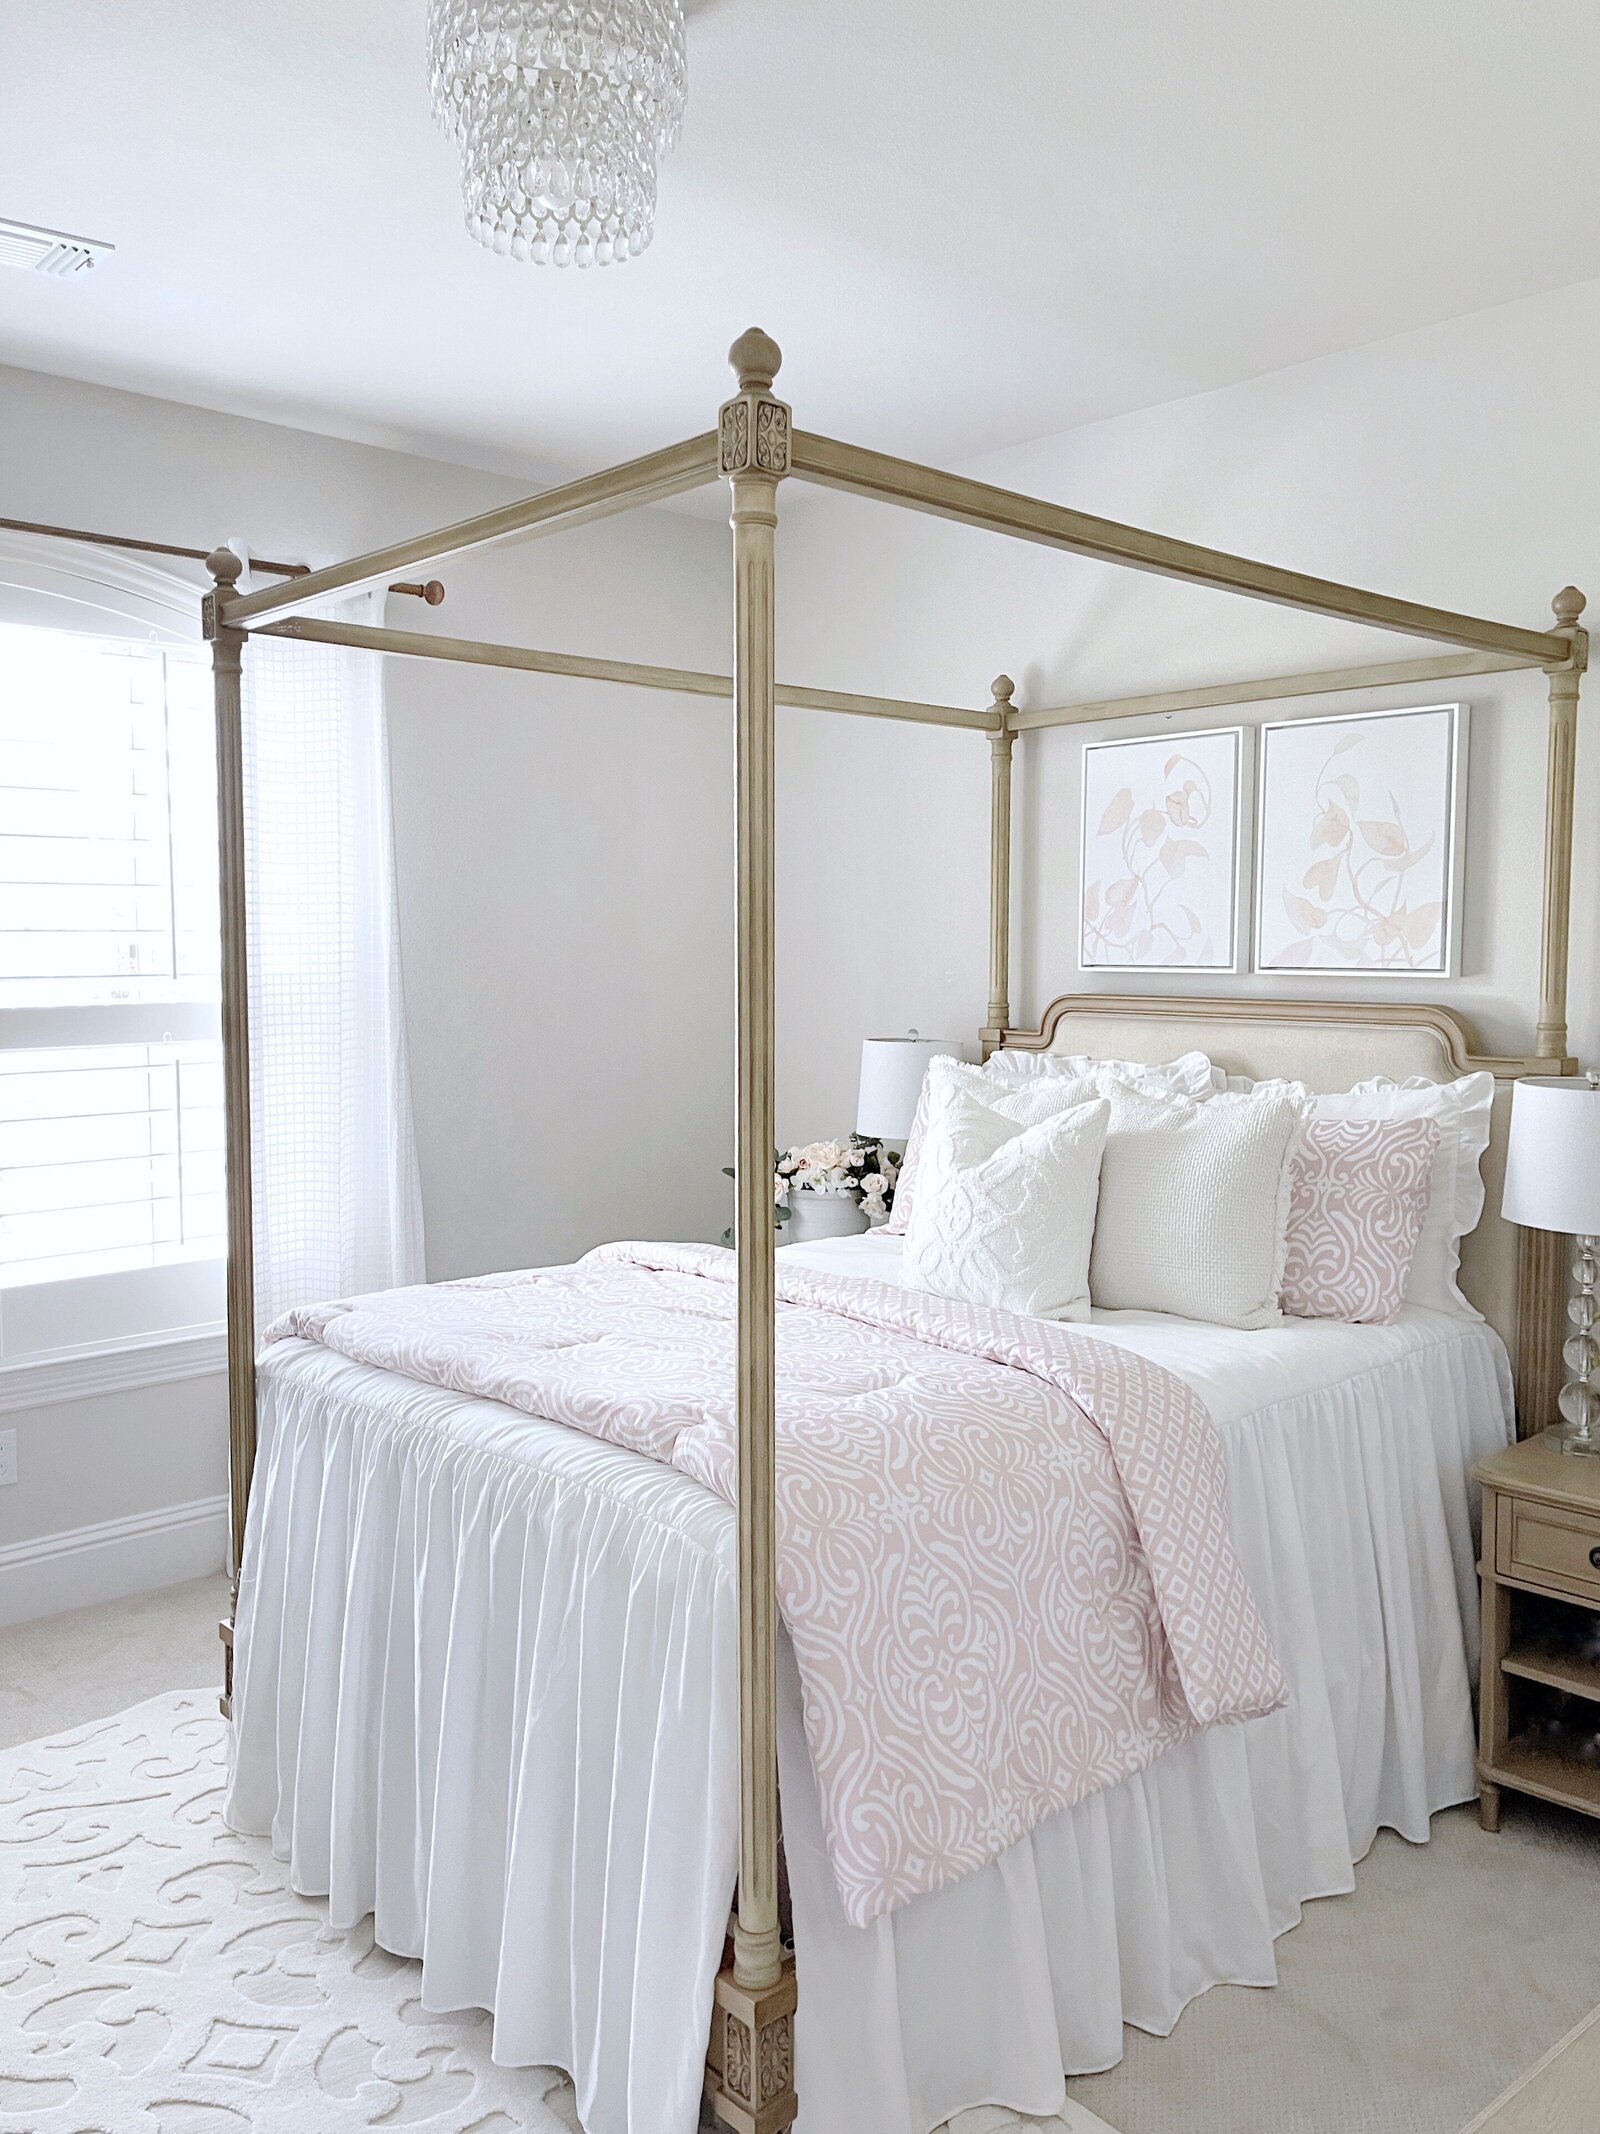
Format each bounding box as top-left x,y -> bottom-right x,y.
1217,1069 -> 1494,1318
1089,1085 -> 1304,1328
885,1053 -> 1204,1237
987,1047 -> 1217,1099
903,1072 -> 1110,1320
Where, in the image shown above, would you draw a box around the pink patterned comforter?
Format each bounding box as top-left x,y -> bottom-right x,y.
267,1242 -> 1286,1926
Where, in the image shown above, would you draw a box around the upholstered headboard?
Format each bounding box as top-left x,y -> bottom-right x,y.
996,993 -> 1565,1433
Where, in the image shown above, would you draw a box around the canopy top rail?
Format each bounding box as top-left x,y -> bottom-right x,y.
209,376 -> 1580,678
789,431 -> 1579,670
216,431 -> 721,629
251,613 -> 999,731
1013,648 -> 1546,733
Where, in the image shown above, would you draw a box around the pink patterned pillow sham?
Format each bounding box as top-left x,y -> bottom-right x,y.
1281,1117 -> 1439,1323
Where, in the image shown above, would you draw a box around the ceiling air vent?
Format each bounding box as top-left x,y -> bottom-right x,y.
0,217 -> 114,277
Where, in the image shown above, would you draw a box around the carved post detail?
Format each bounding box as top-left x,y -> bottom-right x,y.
1535,586 -> 1587,1064
983,675 -> 1016,1055
203,550 -> 257,1718
709,324 -> 798,2134
711,1962 -> 798,2134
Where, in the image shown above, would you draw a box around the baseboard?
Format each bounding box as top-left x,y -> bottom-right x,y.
0,1493 -> 228,1628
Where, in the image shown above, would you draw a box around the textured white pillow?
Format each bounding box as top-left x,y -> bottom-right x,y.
1217,1069 -> 1494,1318
903,1072 -> 1110,1320
886,1050 -> 1213,1237
1089,1085 -> 1304,1328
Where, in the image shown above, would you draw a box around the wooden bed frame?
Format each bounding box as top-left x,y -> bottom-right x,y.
200,330 -> 1587,2134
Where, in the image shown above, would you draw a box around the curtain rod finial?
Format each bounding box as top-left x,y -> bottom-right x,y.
729,327 -> 782,393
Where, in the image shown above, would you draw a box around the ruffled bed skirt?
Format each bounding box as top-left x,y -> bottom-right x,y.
226,1321 -> 1512,2134
226,1345 -> 740,2134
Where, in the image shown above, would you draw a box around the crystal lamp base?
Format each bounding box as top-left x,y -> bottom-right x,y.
1557,1236 -> 1600,1454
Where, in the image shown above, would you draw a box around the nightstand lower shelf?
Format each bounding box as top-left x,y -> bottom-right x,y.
1500,1642 -> 1600,1703
1480,1731 -> 1600,1821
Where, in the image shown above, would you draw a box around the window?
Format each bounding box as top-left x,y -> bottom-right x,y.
0,621 -> 224,1358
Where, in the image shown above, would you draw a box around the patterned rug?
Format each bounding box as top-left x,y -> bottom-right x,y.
0,1692 -> 1110,2134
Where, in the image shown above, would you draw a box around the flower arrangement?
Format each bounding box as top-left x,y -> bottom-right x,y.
776,1136 -> 901,1224
722,1133 -> 900,1241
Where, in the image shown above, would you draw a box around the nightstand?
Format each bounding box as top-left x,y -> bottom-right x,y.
1476,1433 -> 1600,1832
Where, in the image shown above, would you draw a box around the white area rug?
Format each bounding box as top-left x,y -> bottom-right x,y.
0,1692 -> 571,2133
0,1692 -> 1113,2134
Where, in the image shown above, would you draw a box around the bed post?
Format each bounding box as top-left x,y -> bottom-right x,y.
202,549 -> 257,1718
1535,587 -> 1587,1065
707,330 -> 798,2134
982,675 -> 1016,1054
1518,586 -> 1589,1435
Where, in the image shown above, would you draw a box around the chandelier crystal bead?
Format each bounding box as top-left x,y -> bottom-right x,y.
427,1 -> 686,266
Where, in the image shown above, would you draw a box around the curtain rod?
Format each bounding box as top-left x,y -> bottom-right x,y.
0,515 -> 444,602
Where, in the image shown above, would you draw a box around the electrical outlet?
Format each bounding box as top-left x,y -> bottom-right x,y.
0,1428 -> 15,1487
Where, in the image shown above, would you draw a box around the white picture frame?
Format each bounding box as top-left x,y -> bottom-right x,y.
1253,701 -> 1469,978
1079,725 -> 1251,974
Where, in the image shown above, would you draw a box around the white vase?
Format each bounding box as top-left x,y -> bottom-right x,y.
784,1192 -> 868,1245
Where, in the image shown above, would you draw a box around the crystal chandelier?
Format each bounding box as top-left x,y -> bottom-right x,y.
427,2 -> 687,266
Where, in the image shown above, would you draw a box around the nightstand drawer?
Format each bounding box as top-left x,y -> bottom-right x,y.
1499,1496 -> 1600,1600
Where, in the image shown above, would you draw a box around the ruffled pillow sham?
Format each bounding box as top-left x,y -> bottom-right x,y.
1280,1117 -> 1440,1323
1219,1070 -> 1493,1318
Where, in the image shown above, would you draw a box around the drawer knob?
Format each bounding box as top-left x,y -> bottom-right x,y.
1590,1546 -> 1600,1571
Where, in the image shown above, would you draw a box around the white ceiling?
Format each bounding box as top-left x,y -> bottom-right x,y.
4,0 -> 1600,480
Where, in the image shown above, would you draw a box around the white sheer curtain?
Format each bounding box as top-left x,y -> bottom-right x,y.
242,592 -> 425,1326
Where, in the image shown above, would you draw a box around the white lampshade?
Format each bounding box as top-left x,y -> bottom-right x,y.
857,1036 -> 968,1140
1502,1078 -> 1600,1235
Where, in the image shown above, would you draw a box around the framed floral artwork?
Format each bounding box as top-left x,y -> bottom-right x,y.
1253,702 -> 1468,976
1079,726 -> 1249,972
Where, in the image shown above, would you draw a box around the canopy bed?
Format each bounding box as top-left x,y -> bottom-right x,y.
203,331 -> 1588,2134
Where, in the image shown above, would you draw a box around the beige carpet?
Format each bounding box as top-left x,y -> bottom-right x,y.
1064,1800 -> 1600,2134
5,1581 -> 1600,2134
0,1572 -> 230,1752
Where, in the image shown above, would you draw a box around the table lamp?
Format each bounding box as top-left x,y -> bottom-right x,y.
856,1033 -> 969,1142
1502,1074 -> 1600,1455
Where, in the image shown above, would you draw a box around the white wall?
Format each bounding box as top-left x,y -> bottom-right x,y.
773,275 -> 1600,1136
384,521 -> 733,1280
0,362 -> 734,1608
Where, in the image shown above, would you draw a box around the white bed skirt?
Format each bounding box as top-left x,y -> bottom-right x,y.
227,1319 -> 1512,2134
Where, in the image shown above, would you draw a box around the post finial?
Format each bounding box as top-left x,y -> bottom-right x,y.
201,548 -> 245,644
1553,585 -> 1587,629
729,328 -> 782,393
990,674 -> 1015,704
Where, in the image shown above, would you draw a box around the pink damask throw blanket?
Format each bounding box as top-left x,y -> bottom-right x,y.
267,1242 -> 1285,1925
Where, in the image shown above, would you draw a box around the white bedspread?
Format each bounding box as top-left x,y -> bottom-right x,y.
226,1233 -> 1513,2134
